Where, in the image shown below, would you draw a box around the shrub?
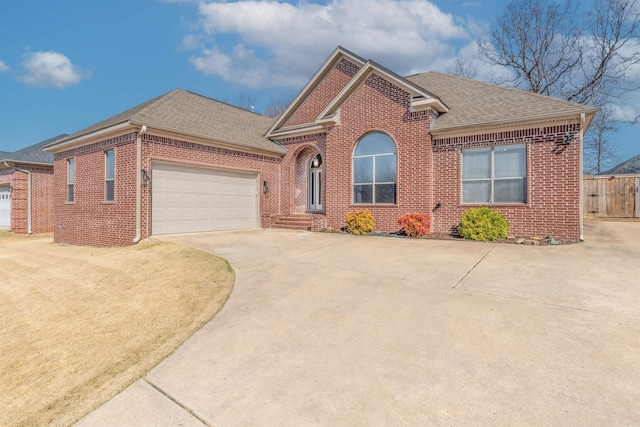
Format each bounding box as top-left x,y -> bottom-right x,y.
345,209 -> 375,235
398,213 -> 432,237
457,207 -> 509,241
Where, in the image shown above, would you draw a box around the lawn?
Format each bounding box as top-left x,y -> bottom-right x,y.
0,232 -> 234,426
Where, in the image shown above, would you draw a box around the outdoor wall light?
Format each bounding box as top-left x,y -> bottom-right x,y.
141,169 -> 150,187
263,180 -> 269,194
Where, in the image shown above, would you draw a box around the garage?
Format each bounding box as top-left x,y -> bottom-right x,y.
0,187 -> 10,227
151,163 -> 258,235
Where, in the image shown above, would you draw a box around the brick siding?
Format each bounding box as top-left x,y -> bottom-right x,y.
0,165 -> 54,234
285,59 -> 361,127
53,132 -> 282,246
431,125 -> 582,241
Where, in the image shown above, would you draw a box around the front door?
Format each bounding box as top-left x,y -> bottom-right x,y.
308,154 -> 322,212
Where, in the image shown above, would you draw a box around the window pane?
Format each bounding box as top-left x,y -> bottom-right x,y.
495,144 -> 525,178
375,184 -> 396,204
106,150 -> 114,180
354,157 -> 373,183
353,184 -> 373,203
375,154 -> 396,183
68,159 -> 74,184
494,179 -> 526,203
463,180 -> 491,203
67,184 -> 74,202
463,148 -> 491,179
354,132 -> 396,156
105,180 -> 114,202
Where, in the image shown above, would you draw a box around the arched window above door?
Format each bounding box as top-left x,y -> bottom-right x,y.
353,132 -> 397,204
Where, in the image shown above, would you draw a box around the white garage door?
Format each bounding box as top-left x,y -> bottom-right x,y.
152,164 -> 258,235
0,187 -> 10,227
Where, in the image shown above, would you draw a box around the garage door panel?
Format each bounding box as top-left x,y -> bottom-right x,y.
0,189 -> 10,227
152,164 -> 257,235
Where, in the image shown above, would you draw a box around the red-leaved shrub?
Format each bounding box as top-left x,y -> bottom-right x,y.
398,213 -> 432,237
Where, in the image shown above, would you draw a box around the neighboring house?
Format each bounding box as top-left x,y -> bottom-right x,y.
45,47 -> 596,247
601,154 -> 640,175
0,135 -> 65,233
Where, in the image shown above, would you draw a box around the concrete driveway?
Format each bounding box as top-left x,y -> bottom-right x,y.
78,221 -> 640,426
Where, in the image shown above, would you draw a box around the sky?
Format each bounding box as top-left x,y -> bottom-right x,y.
0,0 -> 638,164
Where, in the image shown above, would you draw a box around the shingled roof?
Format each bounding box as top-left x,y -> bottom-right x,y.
602,154 -> 640,175
406,72 -> 596,133
1,134 -> 67,166
48,89 -> 284,155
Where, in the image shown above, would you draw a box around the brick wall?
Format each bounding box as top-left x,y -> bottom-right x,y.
322,73 -> 434,232
0,165 -> 54,234
278,70 -> 581,241
285,58 -> 361,127
431,124 -> 582,241
53,132 -> 282,246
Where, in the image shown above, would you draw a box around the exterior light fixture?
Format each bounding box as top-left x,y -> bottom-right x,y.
263,180 -> 269,194
141,169 -> 150,187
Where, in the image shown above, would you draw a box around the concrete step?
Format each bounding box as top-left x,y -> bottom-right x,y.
271,215 -> 313,231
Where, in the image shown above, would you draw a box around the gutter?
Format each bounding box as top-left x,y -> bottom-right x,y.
4,161 -> 32,234
430,108 -> 598,137
133,125 -> 147,244
579,112 -> 585,241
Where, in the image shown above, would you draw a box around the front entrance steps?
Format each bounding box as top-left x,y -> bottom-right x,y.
271,214 -> 315,231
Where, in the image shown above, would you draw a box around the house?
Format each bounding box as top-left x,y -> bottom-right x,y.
0,135 -> 65,233
45,47 -> 596,247
601,154 -> 640,175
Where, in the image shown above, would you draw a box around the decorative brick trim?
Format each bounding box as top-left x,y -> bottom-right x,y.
433,124 -> 579,151
55,133 -> 137,159
143,134 -> 280,163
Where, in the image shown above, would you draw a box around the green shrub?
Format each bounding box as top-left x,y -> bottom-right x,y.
345,209 -> 375,235
398,213 -> 432,237
457,207 -> 509,241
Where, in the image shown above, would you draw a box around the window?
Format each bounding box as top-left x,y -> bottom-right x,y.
353,132 -> 397,204
462,144 -> 526,203
67,158 -> 75,202
105,149 -> 114,202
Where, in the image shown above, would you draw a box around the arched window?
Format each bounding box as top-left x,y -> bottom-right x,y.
353,132 -> 396,204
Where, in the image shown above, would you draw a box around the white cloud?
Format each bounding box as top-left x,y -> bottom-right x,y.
19,51 -> 89,88
0,60 -> 10,73
187,0 -> 473,88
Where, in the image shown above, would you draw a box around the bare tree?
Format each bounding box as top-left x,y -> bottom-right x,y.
263,99 -> 289,118
446,58 -> 478,79
479,0 -> 640,169
234,92 -> 256,112
479,0 -> 640,103
583,105 -> 620,174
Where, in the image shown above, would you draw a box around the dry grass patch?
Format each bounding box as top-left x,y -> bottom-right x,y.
0,233 -> 234,426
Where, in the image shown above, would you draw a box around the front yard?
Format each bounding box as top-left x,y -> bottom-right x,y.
0,232 -> 234,426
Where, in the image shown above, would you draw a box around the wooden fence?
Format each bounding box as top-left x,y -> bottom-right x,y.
583,175 -> 639,218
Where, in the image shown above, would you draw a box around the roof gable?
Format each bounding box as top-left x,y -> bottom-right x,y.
315,60 -> 448,128
265,46 -> 366,138
406,72 -> 597,133
266,48 -> 448,139
47,90 -> 284,155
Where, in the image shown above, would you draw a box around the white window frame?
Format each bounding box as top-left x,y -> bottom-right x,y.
67,158 -> 75,203
105,149 -> 114,202
352,133 -> 397,204
461,144 -> 527,204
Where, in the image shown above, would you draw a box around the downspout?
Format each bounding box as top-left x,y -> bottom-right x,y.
579,113 -> 585,241
4,162 -> 32,234
133,125 -> 147,243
